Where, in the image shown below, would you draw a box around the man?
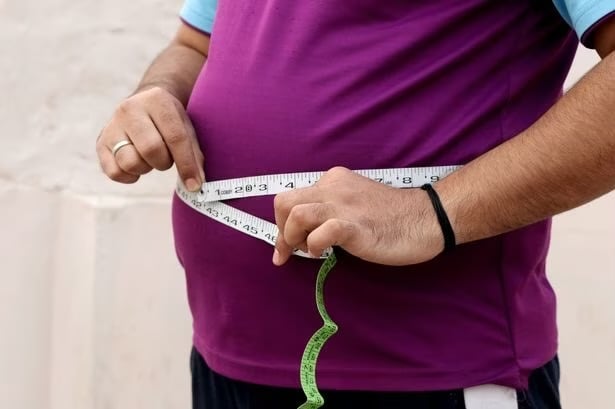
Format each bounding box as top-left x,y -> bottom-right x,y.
96,0 -> 615,408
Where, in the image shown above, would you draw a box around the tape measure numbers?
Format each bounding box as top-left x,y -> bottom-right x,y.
176,165 -> 461,409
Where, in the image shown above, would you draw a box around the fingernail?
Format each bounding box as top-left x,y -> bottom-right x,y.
272,249 -> 281,266
186,178 -> 201,192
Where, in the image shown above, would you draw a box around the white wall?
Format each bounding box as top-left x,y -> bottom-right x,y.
0,1 -> 613,408
1,1 -> 192,408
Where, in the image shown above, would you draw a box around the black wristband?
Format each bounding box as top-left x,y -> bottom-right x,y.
420,184 -> 456,251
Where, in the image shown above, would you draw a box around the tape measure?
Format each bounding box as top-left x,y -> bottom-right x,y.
176,165 -> 461,409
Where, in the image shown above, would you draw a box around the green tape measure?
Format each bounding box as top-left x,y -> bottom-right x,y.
297,252 -> 338,409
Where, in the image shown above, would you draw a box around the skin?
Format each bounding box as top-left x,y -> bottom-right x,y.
273,17 -> 615,266
97,16 -> 615,268
96,24 -> 210,191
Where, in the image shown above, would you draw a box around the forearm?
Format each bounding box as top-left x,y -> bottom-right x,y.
436,51 -> 615,245
97,25 -> 210,189
135,26 -> 209,106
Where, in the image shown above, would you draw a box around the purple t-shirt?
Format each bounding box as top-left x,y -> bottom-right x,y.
173,0 -> 589,391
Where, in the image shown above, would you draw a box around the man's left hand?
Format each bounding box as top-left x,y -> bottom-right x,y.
272,166 -> 444,266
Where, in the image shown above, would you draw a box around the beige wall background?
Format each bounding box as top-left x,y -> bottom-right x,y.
0,1 -> 613,408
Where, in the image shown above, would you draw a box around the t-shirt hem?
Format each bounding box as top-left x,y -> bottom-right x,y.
193,334 -> 529,392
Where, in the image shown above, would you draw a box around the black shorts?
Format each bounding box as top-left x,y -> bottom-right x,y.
190,347 -> 561,409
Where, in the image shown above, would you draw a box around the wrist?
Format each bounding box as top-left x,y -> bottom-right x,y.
430,175 -> 469,246
420,183 -> 457,251
133,79 -> 191,106
400,188 -> 446,259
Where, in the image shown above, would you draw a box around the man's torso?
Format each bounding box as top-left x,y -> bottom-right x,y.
173,0 -> 578,391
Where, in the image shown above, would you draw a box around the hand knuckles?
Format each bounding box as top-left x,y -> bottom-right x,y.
133,162 -> 152,174
117,98 -> 138,117
306,236 -> 324,254
107,168 -> 126,181
118,156 -> 146,174
326,218 -> 342,234
331,219 -> 355,237
284,233 -> 302,248
156,101 -> 176,119
164,129 -> 187,146
139,140 -> 164,158
344,221 -> 358,237
119,174 -> 139,184
273,194 -> 289,212
97,124 -> 116,144
95,137 -> 107,153
275,236 -> 292,252
289,205 -> 310,224
327,166 -> 351,178
158,89 -> 182,109
121,162 -> 142,174
157,159 -> 174,171
147,86 -> 169,99
160,95 -> 183,115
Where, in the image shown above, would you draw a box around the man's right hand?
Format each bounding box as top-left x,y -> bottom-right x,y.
96,86 -> 205,191
96,79 -> 205,191
96,22 -> 209,190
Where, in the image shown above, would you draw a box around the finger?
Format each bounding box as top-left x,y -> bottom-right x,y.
112,136 -> 154,176
125,116 -> 173,171
184,114 -> 206,182
273,187 -> 325,239
284,203 -> 335,249
149,98 -> 203,191
273,194 -> 293,265
306,219 -> 357,258
97,141 -> 140,184
273,233 -> 294,266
